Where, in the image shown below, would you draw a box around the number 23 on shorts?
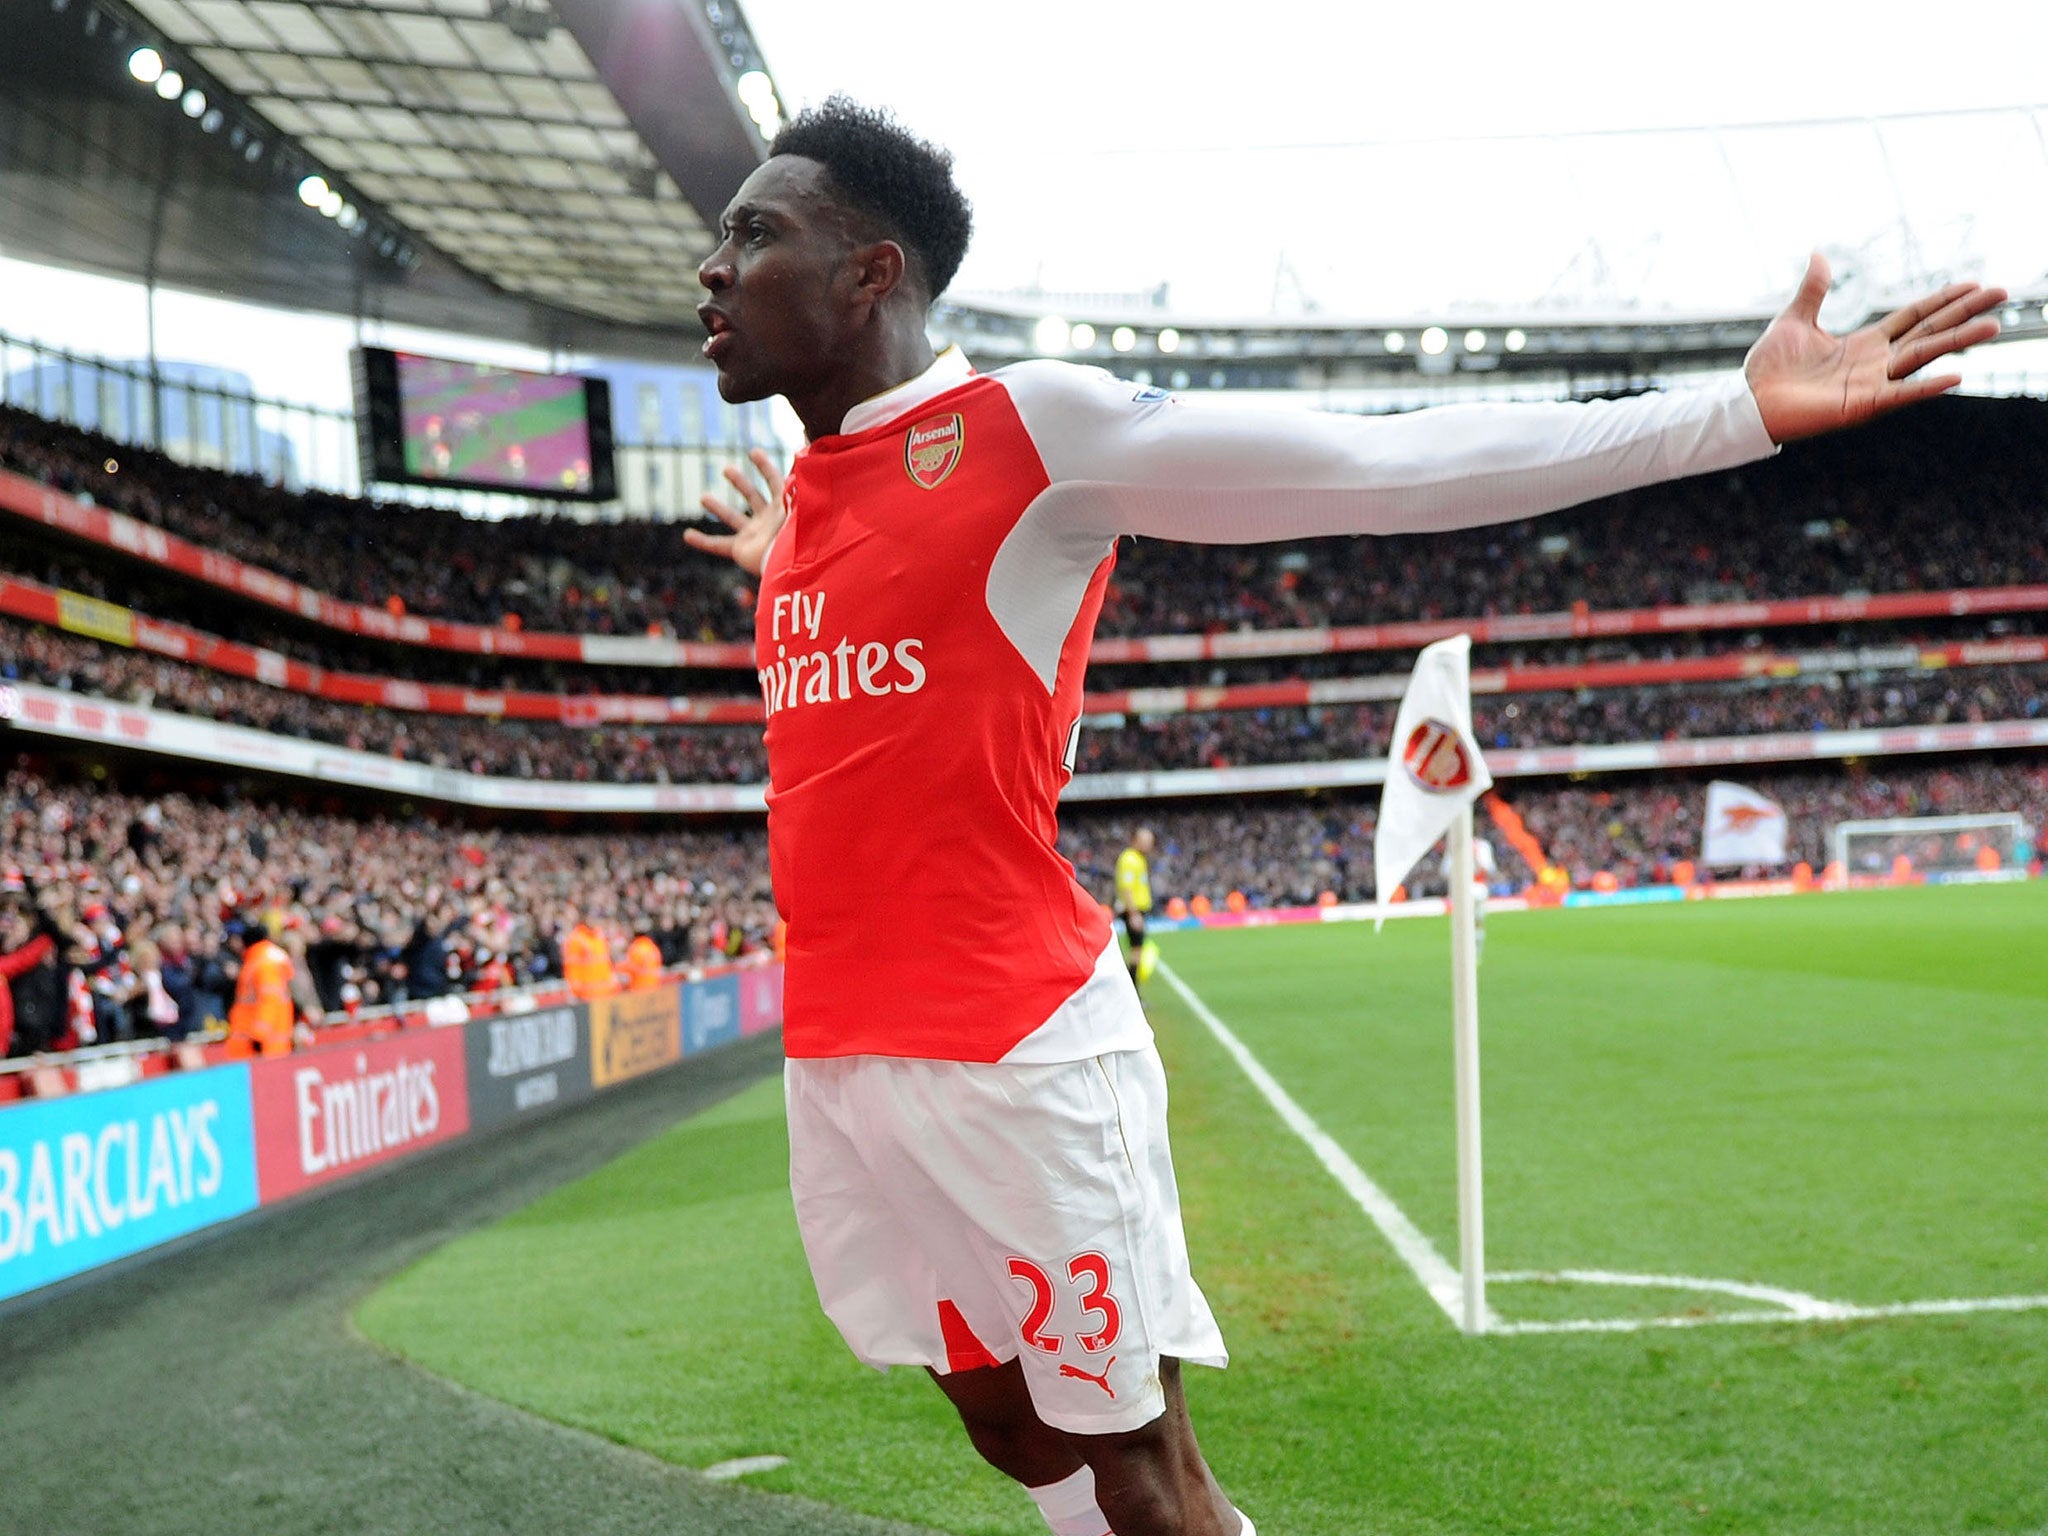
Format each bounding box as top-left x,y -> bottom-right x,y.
1007,1252 -> 1123,1354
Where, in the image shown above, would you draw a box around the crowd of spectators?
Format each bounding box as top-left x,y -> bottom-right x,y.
0,617 -> 768,783
8,612 -> 2043,785
0,770 -> 774,1056
22,524 -> 2040,703
2,537 -> 723,697
2,394 -> 2042,1059
1060,758 -> 2048,909
1097,395 -> 2048,634
5,392 -> 2045,644
1076,665 -> 2048,773
9,608 -> 2042,784
0,405 -> 755,641
3,749 -> 2039,1058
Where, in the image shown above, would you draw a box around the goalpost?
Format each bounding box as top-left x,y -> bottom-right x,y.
1832,813 -> 2031,882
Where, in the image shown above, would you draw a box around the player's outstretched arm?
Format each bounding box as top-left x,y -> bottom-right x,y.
1745,253 -> 2005,443
684,446 -> 786,576
1001,256 -> 2005,550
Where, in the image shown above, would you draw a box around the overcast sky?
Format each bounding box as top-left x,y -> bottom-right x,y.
749,0 -> 2048,317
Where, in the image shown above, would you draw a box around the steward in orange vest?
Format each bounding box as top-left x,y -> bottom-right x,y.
562,919 -> 617,1000
226,934 -> 296,1058
623,934 -> 663,992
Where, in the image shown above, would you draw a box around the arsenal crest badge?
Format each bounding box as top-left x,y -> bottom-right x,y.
1401,718 -> 1474,793
904,413 -> 964,489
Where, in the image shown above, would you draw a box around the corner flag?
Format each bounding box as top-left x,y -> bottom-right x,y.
1375,635 -> 1494,908
1375,633 -> 1495,1335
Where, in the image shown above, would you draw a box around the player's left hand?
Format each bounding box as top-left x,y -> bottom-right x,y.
1745,253 -> 2005,443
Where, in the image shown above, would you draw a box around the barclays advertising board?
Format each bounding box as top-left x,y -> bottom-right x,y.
465,1003 -> 593,1130
0,1066 -> 260,1303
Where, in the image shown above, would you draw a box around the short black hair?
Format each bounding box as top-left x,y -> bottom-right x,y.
770,96 -> 973,298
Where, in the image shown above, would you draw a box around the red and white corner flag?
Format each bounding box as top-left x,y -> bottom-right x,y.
1701,780 -> 1790,867
1376,635 -> 1495,909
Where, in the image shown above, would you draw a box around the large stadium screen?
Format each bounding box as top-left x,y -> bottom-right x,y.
352,347 -> 617,502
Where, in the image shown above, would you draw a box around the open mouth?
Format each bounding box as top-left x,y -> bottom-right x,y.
699,307 -> 736,361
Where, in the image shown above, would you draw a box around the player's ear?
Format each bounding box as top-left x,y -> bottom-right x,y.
849,238 -> 909,310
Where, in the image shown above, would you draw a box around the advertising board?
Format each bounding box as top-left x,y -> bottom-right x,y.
0,1066 -> 259,1303
739,965 -> 783,1037
250,1030 -> 470,1203
590,987 -> 683,1088
465,1003 -> 592,1130
683,973 -> 742,1055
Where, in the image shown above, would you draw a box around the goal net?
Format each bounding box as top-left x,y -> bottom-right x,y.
1832,813 -> 2030,883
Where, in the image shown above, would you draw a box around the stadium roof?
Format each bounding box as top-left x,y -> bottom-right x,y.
0,0 -> 780,359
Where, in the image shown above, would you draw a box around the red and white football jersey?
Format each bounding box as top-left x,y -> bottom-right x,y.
759,348 -> 1774,1062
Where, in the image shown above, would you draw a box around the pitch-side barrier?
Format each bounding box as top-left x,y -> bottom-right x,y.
0,961 -> 784,1306
1140,865 -> 2037,934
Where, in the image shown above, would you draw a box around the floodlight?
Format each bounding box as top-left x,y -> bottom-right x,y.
155,69 -> 182,99
1383,332 -> 1405,353
128,47 -> 163,84
1463,329 -> 1486,353
1112,326 -> 1136,352
200,109 -> 223,133
320,189 -> 344,218
299,175 -> 330,207
1157,327 -> 1181,354
736,70 -> 774,108
1504,328 -> 1527,352
1420,326 -> 1448,355
1033,315 -> 1072,354
181,88 -> 205,118
338,204 -> 359,230
1070,322 -> 1097,348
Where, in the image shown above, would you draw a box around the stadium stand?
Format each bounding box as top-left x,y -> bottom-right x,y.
6,392 -> 2047,646
0,767 -> 774,1057
5,611 -> 2043,782
7,750 -> 2036,1060
1060,757 -> 2048,908
2,355 -> 2044,1067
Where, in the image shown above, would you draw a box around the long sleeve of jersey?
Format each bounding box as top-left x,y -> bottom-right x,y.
1000,360 -> 1777,544
981,361 -> 1776,693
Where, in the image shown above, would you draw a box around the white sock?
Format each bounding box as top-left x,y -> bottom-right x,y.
1028,1464 -> 1112,1536
1233,1510 -> 1257,1536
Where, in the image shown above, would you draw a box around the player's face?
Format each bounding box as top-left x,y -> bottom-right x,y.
697,157 -> 865,408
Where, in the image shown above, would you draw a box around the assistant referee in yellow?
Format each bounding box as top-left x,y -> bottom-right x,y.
1115,827 -> 1159,985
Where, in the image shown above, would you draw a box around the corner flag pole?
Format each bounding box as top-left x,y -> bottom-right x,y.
1447,804 -> 1486,1334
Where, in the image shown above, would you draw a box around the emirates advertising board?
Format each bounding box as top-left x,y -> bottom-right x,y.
465,1003 -> 592,1130
250,1030 -> 470,1203
0,1066 -> 260,1302
1,966 -> 781,1304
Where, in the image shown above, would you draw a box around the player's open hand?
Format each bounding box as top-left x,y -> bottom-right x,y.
685,447 -> 787,577
1745,253 -> 2005,443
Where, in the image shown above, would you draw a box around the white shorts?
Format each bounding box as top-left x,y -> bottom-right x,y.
785,1043 -> 1228,1435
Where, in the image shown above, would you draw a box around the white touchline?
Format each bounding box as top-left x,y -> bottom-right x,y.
1159,957 -> 2048,1338
1155,958 -> 1496,1330
703,1455 -> 791,1480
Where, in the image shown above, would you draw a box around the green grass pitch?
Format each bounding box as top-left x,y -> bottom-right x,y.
358,883 -> 2048,1534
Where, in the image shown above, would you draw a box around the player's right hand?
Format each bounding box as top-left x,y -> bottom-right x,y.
686,447 -> 787,577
